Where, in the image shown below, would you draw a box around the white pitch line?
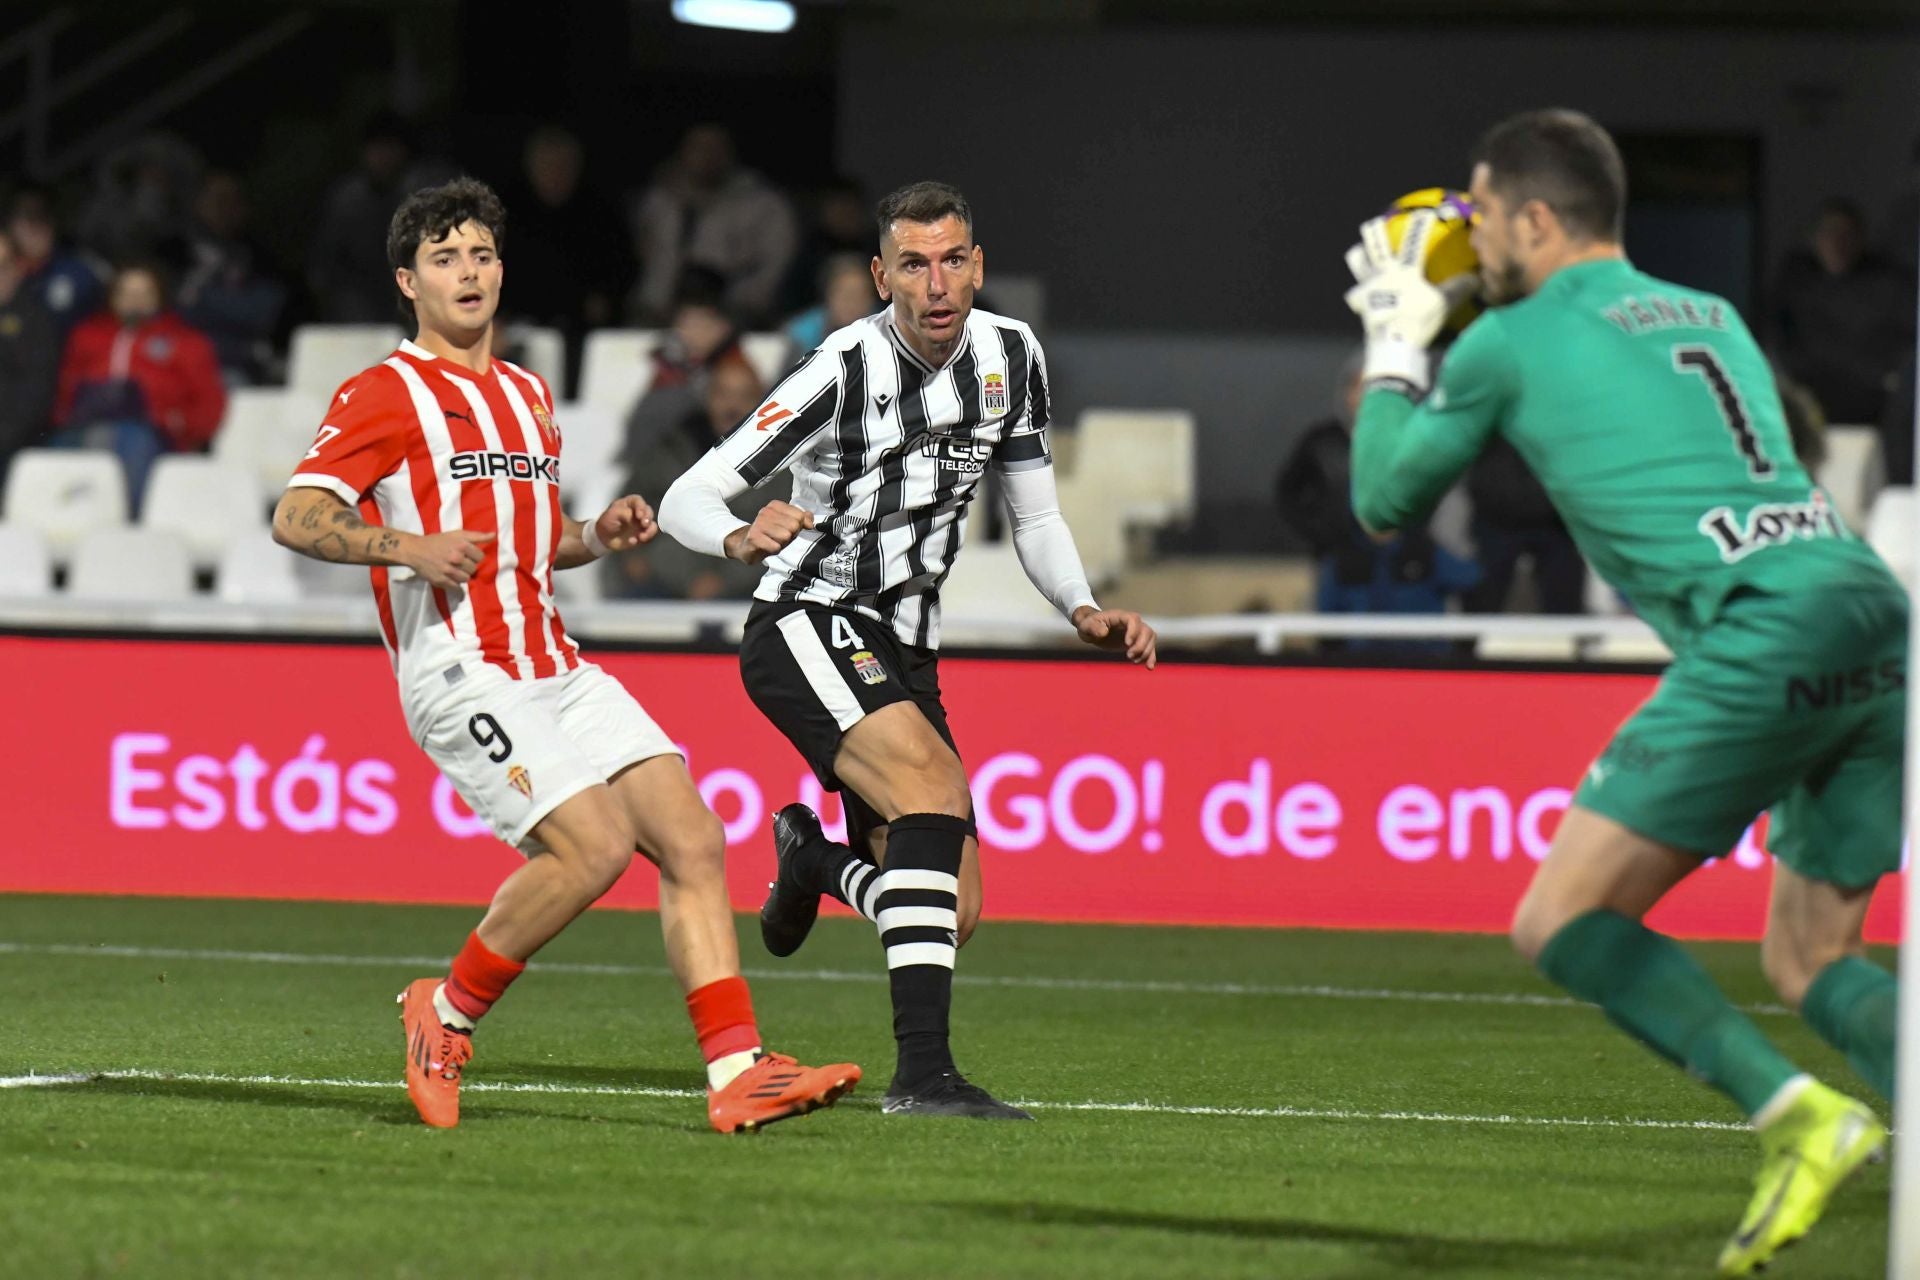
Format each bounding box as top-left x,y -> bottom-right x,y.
0,1068 -> 1752,1133
0,941 -> 1792,1016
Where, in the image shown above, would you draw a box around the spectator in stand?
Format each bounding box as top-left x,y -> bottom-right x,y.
629,123 -> 797,326
175,170 -> 290,386
308,113 -> 423,322
1276,357 -> 1480,632
781,253 -> 877,360
502,125 -> 634,381
603,354 -> 788,600
779,176 -> 870,315
7,186 -> 105,341
1772,198 -> 1915,426
0,228 -> 59,486
1462,438 -> 1586,614
51,261 -> 225,514
621,284 -> 746,451
75,132 -> 203,264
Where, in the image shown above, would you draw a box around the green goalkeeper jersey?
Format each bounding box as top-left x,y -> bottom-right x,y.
1352,257 -> 1901,652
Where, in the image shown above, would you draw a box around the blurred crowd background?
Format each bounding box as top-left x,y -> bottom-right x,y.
2,0 -> 1917,629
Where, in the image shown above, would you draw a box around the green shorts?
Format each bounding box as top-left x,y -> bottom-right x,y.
1573,585 -> 1908,889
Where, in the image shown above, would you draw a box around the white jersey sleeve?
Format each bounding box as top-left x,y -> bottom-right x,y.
1002,461 -> 1096,620
709,347 -> 845,486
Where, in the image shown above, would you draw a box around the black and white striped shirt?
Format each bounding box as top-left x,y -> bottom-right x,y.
663,307 -> 1078,649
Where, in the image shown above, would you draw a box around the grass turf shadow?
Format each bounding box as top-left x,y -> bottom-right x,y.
941,1199 -> 1633,1274
73,1076 -> 698,1131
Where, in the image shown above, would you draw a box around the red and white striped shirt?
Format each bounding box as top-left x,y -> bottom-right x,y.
288,339 -> 580,687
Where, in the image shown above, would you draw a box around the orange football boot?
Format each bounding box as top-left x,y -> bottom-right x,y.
708,1051 -> 860,1134
397,978 -> 472,1128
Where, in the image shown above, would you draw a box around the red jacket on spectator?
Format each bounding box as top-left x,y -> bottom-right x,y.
55,309 -> 226,449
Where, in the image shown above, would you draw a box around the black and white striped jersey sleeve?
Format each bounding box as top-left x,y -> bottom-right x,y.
993,326 -> 1053,475
711,347 -> 845,485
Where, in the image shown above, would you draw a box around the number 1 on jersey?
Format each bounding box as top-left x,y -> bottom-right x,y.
1672,345 -> 1775,481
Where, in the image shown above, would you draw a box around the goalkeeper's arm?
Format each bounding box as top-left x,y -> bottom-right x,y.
1350,315 -> 1515,534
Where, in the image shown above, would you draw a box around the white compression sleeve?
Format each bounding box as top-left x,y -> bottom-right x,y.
658,451 -> 752,559
1000,464 -> 1096,620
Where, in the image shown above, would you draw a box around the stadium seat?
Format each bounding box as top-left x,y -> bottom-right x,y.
1049,409 -> 1195,584
214,387 -> 326,500
1066,409 -> 1197,527
291,553 -> 370,600
287,324 -> 404,399
1815,424 -> 1885,534
937,541 -> 1064,624
1867,485 -> 1916,589
554,401 -> 626,520
578,329 -> 662,421
2,449 -> 129,563
66,527 -> 194,601
503,324 -> 566,394
740,332 -> 794,388
142,456 -> 264,570
215,532 -> 301,603
1474,633 -> 1578,662
0,524 -> 53,597
552,559 -> 604,605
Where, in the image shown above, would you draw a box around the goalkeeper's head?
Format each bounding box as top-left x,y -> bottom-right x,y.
1468,109 -> 1626,305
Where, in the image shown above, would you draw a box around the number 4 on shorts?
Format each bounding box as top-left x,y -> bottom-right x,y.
829,615 -> 861,650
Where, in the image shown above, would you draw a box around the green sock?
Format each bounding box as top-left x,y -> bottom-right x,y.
1537,909 -> 1800,1117
1801,955 -> 1896,1100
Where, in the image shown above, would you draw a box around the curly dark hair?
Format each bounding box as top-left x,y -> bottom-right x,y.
385,176 -> 507,320
875,180 -> 972,242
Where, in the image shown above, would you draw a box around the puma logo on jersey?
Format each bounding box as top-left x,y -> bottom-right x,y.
338,388 -> 354,404
445,409 -> 474,426
449,451 -> 560,484
755,402 -> 793,431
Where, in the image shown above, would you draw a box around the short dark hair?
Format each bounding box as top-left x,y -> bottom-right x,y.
386,177 -> 506,317
875,180 -> 973,242
1472,109 -> 1626,242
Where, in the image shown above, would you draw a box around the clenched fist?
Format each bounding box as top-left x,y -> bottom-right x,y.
726,501 -> 815,566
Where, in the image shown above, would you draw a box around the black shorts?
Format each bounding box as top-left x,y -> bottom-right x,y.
739,600 -> 959,798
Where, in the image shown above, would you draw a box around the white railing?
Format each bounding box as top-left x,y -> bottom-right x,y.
0,597 -> 1669,659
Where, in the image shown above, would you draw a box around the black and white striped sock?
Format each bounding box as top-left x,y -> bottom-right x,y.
792,837 -> 884,923
875,812 -> 968,1087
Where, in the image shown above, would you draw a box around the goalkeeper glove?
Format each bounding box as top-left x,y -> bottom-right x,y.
1343,208 -> 1478,393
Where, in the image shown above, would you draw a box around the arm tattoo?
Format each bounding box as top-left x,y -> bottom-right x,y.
313,532 -> 352,562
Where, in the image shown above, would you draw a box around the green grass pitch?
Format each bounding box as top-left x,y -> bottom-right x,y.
0,895 -> 1891,1279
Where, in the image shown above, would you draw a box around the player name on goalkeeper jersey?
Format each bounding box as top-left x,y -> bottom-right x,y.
712,308 -> 1056,650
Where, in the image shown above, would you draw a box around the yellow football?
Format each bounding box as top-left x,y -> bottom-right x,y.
1381,187 -> 1481,333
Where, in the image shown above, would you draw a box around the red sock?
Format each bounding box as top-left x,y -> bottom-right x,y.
444,931 -> 526,1023
686,976 -> 760,1064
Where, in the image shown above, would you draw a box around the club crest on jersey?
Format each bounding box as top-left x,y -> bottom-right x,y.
849,650 -> 887,685
532,402 -> 561,451
449,451 -> 560,485
507,765 -> 533,799
983,372 -> 1008,416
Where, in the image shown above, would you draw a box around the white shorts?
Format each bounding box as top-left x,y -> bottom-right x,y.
412,660 -> 680,854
